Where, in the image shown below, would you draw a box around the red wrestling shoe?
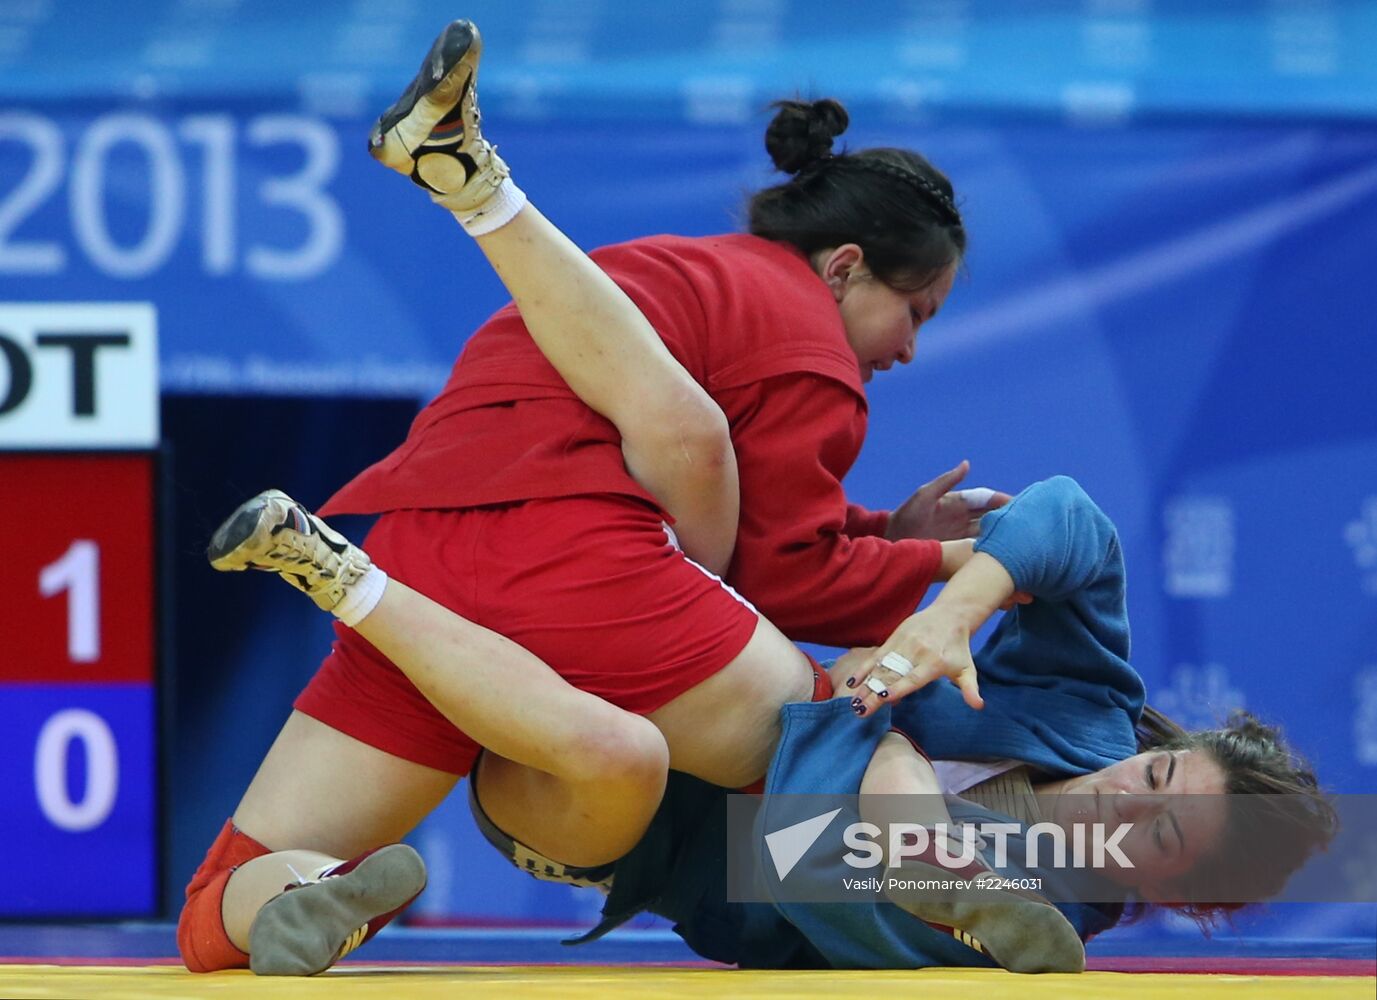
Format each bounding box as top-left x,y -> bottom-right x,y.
247,843 -> 426,976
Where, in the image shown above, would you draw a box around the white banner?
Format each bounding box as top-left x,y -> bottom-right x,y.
0,303 -> 158,448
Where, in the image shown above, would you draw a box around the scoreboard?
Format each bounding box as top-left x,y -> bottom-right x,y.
0,304 -> 159,916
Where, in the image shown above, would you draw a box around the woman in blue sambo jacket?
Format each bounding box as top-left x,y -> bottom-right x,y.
566,475 -> 1336,972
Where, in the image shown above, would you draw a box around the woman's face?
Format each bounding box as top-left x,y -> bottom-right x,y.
1043,748 -> 1228,898
816,245 -> 957,384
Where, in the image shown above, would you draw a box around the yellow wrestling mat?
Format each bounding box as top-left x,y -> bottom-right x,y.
0,965 -> 1372,999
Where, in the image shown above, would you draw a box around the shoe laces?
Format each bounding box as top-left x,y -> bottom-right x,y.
258,510 -> 369,607
267,513 -> 344,574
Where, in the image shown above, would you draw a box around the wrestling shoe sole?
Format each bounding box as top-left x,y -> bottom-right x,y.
370,19 -> 479,164
206,490 -> 293,572
886,861 -> 1086,974
248,844 -> 427,976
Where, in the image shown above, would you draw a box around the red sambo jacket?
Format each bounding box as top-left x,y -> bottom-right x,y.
323,233 -> 940,647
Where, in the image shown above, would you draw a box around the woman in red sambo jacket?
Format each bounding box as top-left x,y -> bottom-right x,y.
179,21 -> 1007,976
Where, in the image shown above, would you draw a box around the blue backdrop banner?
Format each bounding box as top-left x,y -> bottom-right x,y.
4,38 -> 1375,941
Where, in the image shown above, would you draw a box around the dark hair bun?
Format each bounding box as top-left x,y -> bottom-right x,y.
764,98 -> 849,174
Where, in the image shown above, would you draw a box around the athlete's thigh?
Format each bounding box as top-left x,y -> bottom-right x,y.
648,616 -> 815,788
478,496 -> 769,715
232,710 -> 461,858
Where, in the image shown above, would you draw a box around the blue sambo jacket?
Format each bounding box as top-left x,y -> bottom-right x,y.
575,477 -> 1145,968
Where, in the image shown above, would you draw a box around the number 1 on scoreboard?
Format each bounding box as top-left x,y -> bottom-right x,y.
39,539 -> 100,663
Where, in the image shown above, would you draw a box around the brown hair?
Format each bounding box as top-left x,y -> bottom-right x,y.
1129,706 -> 1338,928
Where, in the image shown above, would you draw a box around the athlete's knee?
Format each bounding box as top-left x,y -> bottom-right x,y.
669,398 -> 732,470
563,711 -> 668,794
622,384 -> 731,467
177,819 -> 271,973
621,393 -> 733,502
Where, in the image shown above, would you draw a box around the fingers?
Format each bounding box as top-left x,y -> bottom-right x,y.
955,666 -> 984,710
847,649 -> 919,716
925,459 -> 970,496
845,646 -> 983,717
831,647 -> 876,697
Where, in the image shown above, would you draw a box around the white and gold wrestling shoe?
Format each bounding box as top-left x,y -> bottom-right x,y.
207,489 -> 372,614
368,19 -> 509,213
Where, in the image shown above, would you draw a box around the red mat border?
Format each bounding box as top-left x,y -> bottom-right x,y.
1086,957 -> 1375,976
1,956 -> 1373,976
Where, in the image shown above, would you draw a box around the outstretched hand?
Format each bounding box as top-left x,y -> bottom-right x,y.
885,460 -> 1013,542
841,605 -> 985,716
840,549 -> 1032,716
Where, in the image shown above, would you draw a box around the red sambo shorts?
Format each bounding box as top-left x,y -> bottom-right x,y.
294,493 -> 761,776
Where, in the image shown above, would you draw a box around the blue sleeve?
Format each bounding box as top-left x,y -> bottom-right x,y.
975,475 -> 1122,604
970,476 -> 1144,734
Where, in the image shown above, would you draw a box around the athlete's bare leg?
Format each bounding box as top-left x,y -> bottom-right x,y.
471,206 -> 738,574
212,603 -> 804,953
209,578 -> 810,955
213,577 -> 672,951
210,604 -> 806,959
356,577 -> 807,797
371,21 -> 737,573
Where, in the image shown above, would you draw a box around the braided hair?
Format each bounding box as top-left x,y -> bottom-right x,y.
748,98 -> 965,291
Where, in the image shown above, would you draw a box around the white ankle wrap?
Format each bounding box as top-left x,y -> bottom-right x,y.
448,177 -> 527,236
334,565 -> 388,628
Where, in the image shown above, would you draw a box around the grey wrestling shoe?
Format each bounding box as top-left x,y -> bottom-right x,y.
368,19 -> 510,212
249,844 -> 427,976
885,839 -> 1086,974
206,489 -> 372,614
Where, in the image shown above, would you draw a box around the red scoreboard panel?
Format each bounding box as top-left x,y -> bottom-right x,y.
1,456 -> 155,683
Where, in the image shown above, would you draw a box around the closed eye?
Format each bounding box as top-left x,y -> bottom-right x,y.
1147,750 -> 1175,790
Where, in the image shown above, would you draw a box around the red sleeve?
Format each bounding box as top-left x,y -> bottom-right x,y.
719,374 -> 942,648
844,503 -> 891,538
